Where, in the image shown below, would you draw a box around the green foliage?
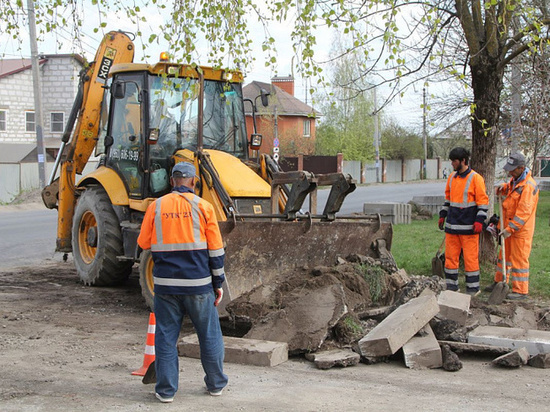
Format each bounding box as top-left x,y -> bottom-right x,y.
380,120 -> 424,160
314,37 -> 375,161
343,315 -> 363,335
356,263 -> 388,303
393,191 -> 550,298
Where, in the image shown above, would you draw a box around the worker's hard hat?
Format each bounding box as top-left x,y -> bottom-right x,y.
172,162 -> 196,179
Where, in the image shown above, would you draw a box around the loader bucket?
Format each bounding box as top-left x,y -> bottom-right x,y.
218,217 -> 393,301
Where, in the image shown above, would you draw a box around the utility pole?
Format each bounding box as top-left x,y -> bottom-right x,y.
511,64 -> 521,154
423,87 -> 428,179
373,87 -> 380,183
27,0 -> 46,189
510,17 -> 521,155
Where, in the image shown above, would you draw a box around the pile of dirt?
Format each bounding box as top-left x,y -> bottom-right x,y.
226,254 -> 444,353
226,252 -> 550,357
7,188 -> 42,205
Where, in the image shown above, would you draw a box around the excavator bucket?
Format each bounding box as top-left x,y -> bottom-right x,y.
219,218 -> 393,301
192,149 -> 395,303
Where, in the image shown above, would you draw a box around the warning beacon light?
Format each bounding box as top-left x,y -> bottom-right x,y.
159,52 -> 170,62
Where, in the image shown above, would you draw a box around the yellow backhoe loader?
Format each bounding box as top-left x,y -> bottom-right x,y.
42,30 -> 393,309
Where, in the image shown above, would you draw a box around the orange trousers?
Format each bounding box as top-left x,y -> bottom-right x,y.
444,233 -> 480,292
495,233 -> 532,295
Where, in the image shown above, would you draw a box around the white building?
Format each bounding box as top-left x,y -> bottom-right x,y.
0,54 -> 84,202
0,54 -> 84,156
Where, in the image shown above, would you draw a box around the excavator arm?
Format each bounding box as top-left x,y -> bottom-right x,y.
41,31 -> 135,252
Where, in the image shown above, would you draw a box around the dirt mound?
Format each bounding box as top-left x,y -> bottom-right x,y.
226,255 -> 444,353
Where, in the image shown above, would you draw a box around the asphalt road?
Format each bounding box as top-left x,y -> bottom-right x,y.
0,180 -> 446,270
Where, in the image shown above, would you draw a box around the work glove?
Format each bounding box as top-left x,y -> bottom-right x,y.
438,217 -> 445,230
495,183 -> 507,196
214,288 -> 223,307
473,222 -> 483,233
499,228 -> 512,239
486,223 -> 498,239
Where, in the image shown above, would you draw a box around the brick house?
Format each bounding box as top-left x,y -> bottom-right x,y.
243,76 -> 319,158
0,54 -> 84,158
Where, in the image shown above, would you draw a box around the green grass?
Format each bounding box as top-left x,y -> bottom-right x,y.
392,191 -> 550,298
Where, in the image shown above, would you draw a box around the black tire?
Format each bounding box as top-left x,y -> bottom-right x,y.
72,186 -> 133,286
139,249 -> 155,310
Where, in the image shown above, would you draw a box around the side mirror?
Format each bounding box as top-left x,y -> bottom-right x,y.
250,133 -> 262,150
113,82 -> 126,99
147,128 -> 159,145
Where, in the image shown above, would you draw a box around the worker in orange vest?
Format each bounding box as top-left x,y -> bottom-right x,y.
438,147 -> 489,296
485,152 -> 539,300
138,161 -> 227,403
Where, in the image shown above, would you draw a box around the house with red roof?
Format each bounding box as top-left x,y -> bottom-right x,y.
243,76 -> 320,158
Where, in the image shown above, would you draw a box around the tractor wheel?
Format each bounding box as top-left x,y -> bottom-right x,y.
139,249 -> 155,310
72,186 -> 133,286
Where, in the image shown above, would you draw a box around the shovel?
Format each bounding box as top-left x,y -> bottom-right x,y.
488,195 -> 510,305
142,361 -> 156,384
431,236 -> 445,278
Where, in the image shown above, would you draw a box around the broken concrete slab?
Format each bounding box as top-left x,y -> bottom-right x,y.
437,290 -> 471,326
430,317 -> 466,342
468,326 -> 550,356
438,340 -> 511,355
305,349 -> 360,369
441,344 -> 462,371
358,294 -> 440,357
390,268 -> 410,289
178,334 -> 288,367
528,353 -> 550,368
402,324 -> 442,369
512,306 -> 538,330
356,306 -> 391,320
245,283 -> 348,353
492,347 -> 530,367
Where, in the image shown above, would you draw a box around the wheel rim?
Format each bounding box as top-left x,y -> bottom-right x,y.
78,211 -> 97,264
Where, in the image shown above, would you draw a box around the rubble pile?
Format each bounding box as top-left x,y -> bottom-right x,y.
222,254 -> 550,371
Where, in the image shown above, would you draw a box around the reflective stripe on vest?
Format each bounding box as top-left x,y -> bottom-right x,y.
153,276 -> 212,287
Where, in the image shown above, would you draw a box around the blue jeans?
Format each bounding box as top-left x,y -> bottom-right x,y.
154,292 -> 228,398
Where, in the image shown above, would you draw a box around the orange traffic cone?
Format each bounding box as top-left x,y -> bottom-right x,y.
132,312 -> 155,376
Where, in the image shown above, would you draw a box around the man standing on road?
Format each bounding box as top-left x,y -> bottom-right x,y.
438,147 -> 489,295
137,161 -> 228,403
485,153 -> 539,300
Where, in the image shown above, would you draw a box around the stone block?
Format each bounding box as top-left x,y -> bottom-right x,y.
528,353 -> 550,368
492,347 -> 530,367
178,334 -> 288,367
411,195 -> 445,216
390,268 -> 410,289
468,326 -> 550,356
437,290 -> 471,326
402,324 -> 442,369
358,294 -> 440,357
305,349 -> 360,369
363,202 -> 411,224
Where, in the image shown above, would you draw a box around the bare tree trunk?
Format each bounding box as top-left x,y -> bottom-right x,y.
469,57 -> 504,263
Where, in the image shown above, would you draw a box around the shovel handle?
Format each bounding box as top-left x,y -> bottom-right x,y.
499,195 -> 506,283
436,235 -> 445,257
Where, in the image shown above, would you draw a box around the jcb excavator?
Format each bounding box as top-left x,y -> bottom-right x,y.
42,30 -> 393,309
